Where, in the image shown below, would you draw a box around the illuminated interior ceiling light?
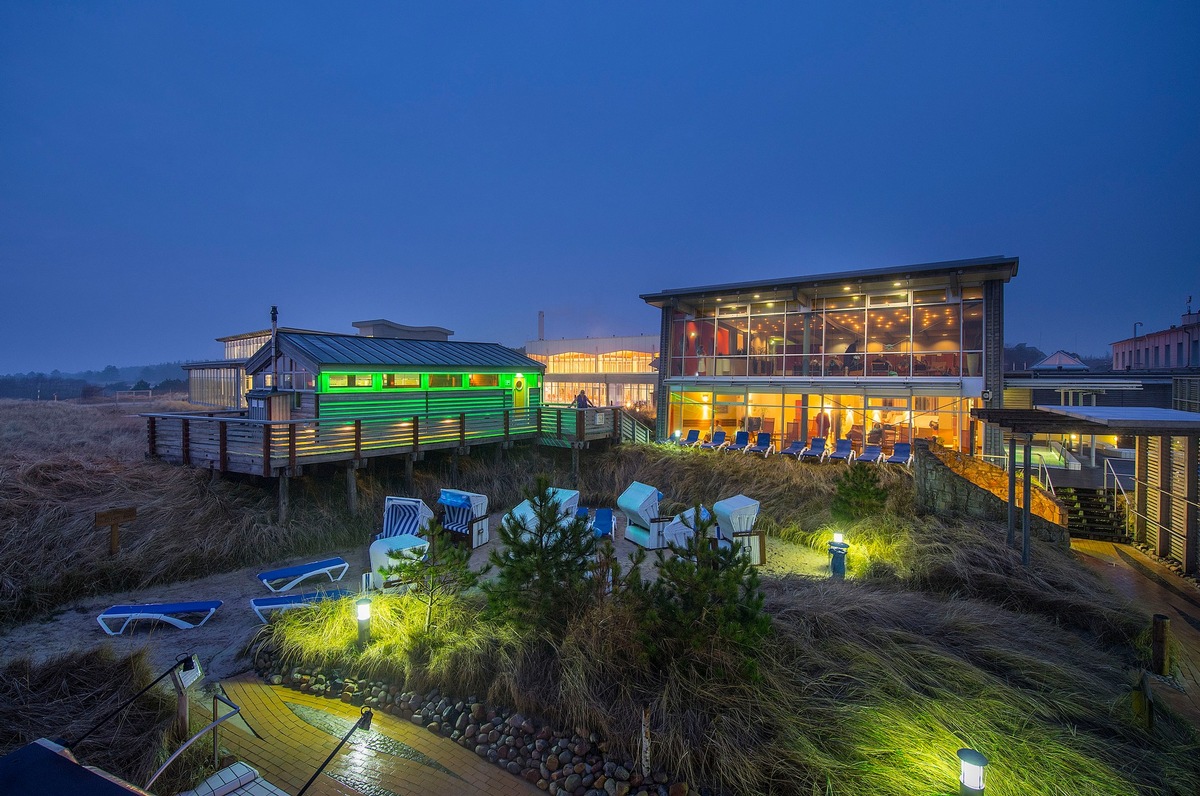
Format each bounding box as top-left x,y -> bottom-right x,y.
843,286 -> 851,291
753,294 -> 760,299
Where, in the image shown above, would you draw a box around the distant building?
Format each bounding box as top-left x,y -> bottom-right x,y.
524,334 -> 659,410
1029,350 -> 1089,373
186,320 -> 455,409
1111,310 -> 1200,371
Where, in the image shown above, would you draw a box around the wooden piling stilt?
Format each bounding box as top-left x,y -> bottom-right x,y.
346,464 -> 359,514
278,474 -> 290,525
404,455 -> 415,496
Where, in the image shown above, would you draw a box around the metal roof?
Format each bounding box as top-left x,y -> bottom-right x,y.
973,405 -> 1200,435
247,332 -> 543,373
640,255 -> 1019,304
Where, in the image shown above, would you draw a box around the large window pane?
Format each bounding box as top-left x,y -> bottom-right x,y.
867,306 -> 912,376
825,310 -> 865,375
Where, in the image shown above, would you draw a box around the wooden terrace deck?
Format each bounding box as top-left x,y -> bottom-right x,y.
143,405 -> 626,477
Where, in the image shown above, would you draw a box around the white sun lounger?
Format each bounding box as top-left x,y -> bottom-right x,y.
250,589 -> 352,623
256,557 -> 349,593
97,600 -> 223,636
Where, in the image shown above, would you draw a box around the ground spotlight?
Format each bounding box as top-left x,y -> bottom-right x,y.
957,747 -> 988,794
356,597 -> 372,647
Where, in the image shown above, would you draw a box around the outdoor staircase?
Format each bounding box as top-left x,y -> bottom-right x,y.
1058,486 -> 1129,541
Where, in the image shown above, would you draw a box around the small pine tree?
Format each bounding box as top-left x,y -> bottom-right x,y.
831,463 -> 889,522
647,508 -> 770,666
379,520 -> 483,632
484,478 -> 598,631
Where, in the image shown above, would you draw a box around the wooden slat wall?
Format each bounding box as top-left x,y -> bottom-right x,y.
1147,437 -> 1161,551
1171,436 -> 1189,563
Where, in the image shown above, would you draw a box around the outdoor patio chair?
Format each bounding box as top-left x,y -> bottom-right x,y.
377,496 -> 434,541
777,440 -> 806,459
676,429 -> 701,447
618,481 -> 671,549
858,444 -> 885,464
827,438 -> 856,463
576,506 -> 590,523
256,557 -> 349,593
508,487 -> 581,543
592,507 -> 614,538
698,430 -> 728,450
746,432 -> 774,457
250,589 -> 352,623
368,533 -> 429,590
885,442 -> 913,467
662,431 -> 682,445
799,437 -> 828,462
725,430 -> 751,453
662,505 -> 712,549
97,600 -> 222,636
437,489 -> 489,548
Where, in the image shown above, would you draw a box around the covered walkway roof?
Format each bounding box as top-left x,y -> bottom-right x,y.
972,405 -> 1200,435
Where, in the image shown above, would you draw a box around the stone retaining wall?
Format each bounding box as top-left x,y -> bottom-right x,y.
913,440 -> 1070,547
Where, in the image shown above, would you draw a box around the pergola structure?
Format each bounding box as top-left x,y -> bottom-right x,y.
972,406 -> 1200,573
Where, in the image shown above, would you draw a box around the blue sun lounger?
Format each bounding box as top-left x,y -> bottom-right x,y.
257,557 -> 350,593
746,432 -> 774,457
250,589 -> 352,623
725,430 -> 751,453
777,440 -> 806,459
97,600 -> 222,636
698,430 -> 728,450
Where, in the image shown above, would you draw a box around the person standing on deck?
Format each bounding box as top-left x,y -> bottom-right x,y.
575,390 -> 594,408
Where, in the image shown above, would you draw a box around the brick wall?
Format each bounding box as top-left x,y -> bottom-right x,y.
913,439 -> 1070,546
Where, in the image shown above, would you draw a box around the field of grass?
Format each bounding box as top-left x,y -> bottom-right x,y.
5,400 -> 1198,794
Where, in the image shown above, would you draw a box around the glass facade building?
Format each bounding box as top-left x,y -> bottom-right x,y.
641,256 -> 1017,456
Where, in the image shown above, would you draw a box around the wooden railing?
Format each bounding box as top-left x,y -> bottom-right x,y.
144,405 -> 624,476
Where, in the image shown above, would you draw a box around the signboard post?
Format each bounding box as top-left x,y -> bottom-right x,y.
95,507 -> 137,556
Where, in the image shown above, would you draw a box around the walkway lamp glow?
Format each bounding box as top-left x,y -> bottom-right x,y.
957,747 -> 988,794
356,597 -> 372,647
828,536 -> 849,580
832,532 -> 844,544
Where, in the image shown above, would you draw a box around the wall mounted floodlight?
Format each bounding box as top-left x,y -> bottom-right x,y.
64,653 -> 199,751
356,597 -> 372,647
957,747 -> 988,794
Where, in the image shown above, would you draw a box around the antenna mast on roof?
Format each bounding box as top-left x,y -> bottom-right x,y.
270,305 -> 278,390
538,310 -> 545,341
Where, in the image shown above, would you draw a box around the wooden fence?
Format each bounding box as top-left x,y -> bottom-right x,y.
144,405 -> 624,476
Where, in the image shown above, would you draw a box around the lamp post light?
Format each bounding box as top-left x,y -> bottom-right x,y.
356,597 -> 372,647
957,748 -> 988,794
828,533 -> 848,580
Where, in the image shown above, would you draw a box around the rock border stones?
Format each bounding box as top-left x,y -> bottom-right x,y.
256,653 -> 702,796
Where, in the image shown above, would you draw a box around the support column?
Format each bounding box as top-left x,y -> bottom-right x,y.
571,445 -> 580,487
451,451 -> 460,486
346,464 -> 358,514
1135,435 -> 1149,543
1022,435 -> 1032,566
1155,435 -> 1172,560
403,455 -> 415,496
278,474 -> 290,525
1007,435 -> 1017,549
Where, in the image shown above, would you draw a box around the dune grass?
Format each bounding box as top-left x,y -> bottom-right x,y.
0,647 -> 212,793
8,402 -> 1198,793
0,399 -> 374,625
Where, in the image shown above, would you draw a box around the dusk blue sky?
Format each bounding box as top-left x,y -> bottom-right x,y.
2,2 -> 1197,373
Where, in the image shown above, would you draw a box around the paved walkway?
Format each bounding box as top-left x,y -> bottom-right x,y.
196,674 -> 539,796
1072,539 -> 1200,727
